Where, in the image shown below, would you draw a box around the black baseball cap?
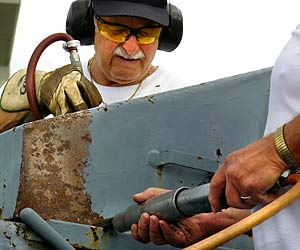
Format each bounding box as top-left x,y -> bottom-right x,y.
91,0 -> 169,26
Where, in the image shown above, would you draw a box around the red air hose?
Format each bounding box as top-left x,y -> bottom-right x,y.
25,33 -> 75,120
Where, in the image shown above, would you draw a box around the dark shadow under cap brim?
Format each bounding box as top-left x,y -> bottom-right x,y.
92,0 -> 169,26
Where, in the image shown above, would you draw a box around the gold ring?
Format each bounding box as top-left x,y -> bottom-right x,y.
240,195 -> 252,200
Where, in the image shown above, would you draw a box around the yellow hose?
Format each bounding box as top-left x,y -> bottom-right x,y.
183,174 -> 300,250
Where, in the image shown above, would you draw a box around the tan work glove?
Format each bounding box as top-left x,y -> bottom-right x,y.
0,64 -> 102,116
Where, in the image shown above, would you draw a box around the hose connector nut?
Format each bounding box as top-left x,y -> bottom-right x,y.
63,40 -> 81,52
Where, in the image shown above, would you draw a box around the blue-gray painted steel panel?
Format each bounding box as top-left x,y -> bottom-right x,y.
86,68 -> 270,219
0,127 -> 23,219
0,67 -> 271,249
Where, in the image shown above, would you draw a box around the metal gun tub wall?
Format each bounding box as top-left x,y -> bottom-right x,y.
0,68 -> 270,249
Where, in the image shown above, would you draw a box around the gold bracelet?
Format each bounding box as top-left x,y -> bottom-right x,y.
274,124 -> 299,171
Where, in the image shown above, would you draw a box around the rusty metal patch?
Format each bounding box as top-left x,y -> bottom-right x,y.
14,111 -> 102,225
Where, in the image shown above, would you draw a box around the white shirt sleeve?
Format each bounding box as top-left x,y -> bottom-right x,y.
263,24 -> 300,135
253,23 -> 300,250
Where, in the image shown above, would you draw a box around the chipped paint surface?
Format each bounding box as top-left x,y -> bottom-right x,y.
14,111 -> 102,225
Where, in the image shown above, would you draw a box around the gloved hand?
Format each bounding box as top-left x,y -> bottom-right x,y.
0,64 -> 102,116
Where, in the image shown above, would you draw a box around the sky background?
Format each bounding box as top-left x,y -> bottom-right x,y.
10,0 -> 300,86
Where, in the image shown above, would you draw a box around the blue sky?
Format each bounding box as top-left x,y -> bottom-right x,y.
10,0 -> 300,85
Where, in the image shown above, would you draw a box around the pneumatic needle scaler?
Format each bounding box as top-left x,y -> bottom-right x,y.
95,183 -> 228,232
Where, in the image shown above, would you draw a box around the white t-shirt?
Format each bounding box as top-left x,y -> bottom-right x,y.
253,24 -> 300,250
81,61 -> 185,105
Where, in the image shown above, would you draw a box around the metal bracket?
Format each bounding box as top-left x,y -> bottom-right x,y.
146,149 -> 220,173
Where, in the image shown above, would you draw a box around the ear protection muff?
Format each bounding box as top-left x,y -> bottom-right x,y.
66,0 -> 95,46
158,3 -> 183,52
65,0 -> 183,52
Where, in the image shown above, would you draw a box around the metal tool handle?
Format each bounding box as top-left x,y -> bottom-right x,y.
176,183 -> 228,216
112,183 -> 228,232
106,172 -> 292,233
112,187 -> 188,232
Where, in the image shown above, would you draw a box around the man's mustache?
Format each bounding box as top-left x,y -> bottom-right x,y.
113,46 -> 145,60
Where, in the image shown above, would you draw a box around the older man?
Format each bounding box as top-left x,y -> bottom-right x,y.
0,0 -> 184,132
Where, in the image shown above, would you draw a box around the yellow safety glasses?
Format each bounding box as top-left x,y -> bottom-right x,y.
95,16 -> 162,45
